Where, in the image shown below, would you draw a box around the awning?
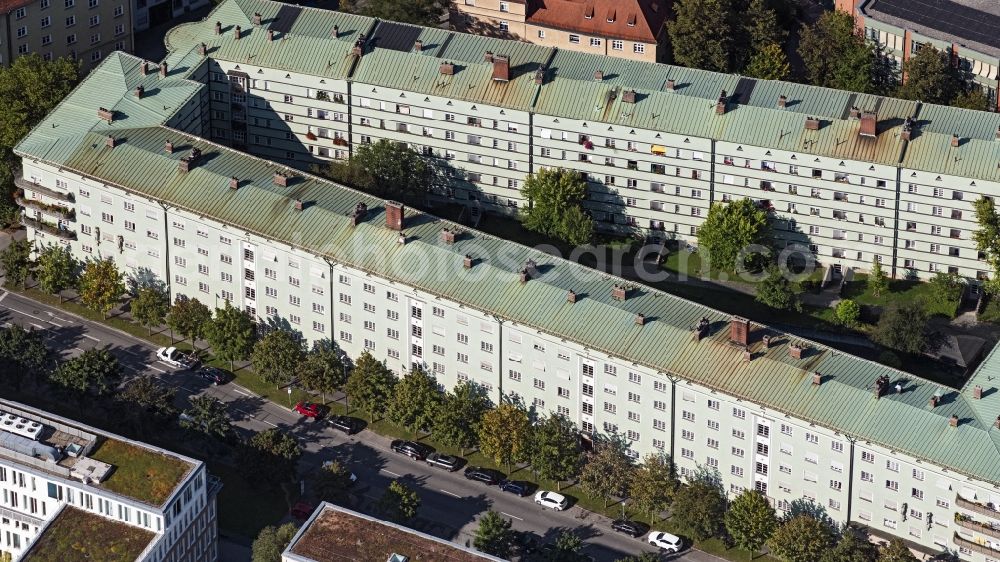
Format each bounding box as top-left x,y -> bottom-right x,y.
651,145 -> 666,155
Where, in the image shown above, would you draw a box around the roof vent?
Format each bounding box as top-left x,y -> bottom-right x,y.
804,116 -> 820,131
352,35 -> 364,56
492,55 -> 510,82
159,61 -> 168,78
611,284 -> 627,301
97,107 -> 113,123
267,29 -> 275,41
692,317 -> 710,341
484,50 -> 494,63
294,199 -> 304,211
951,133 -> 959,147
715,90 -> 727,115
140,60 -> 149,75
134,85 -> 144,98
849,106 -> 860,119
594,70 -> 604,81
534,66 -> 544,85
567,289 -> 577,303
463,254 -> 473,269
974,385 -> 983,399
229,176 -> 239,190
761,335 -> 772,349
777,95 -> 787,109
413,39 -> 423,52
214,21 -> 222,35
252,12 -> 261,25
665,78 -> 675,91
197,42 -> 207,55
350,202 -> 368,226
332,25 -> 339,38
634,313 -> 646,326
440,227 -> 456,244
273,172 -> 290,187
730,316 -> 750,345
385,201 -> 404,230
105,135 -> 118,148
440,62 -> 455,75
950,414 -> 959,427
859,111 -> 876,138
900,116 -> 914,141
234,25 -> 242,40
164,140 -> 174,153
789,343 -> 804,359
812,372 -> 822,385
622,89 -> 636,104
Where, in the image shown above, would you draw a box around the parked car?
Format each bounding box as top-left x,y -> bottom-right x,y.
647,531 -> 683,552
156,347 -> 195,369
611,519 -> 645,538
390,440 -> 431,460
294,402 -> 323,418
328,415 -> 361,435
426,452 -> 461,471
463,466 -> 504,485
499,480 -> 530,497
197,366 -> 226,385
534,490 -> 568,510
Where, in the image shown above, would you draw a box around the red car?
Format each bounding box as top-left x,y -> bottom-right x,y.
294,402 -> 322,418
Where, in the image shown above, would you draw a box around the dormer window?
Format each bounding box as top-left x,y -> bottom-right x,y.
606,9 -> 615,22
584,5 -> 593,18
627,13 -> 636,26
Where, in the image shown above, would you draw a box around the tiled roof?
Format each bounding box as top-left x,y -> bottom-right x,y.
0,0 -> 34,15
14,40 -> 1000,486
525,0 -> 668,43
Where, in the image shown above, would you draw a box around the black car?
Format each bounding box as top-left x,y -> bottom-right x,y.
499,480 -> 530,497
426,452 -> 461,471
390,440 -> 431,460
611,519 -> 645,538
328,415 -> 360,435
197,366 -> 226,385
463,466 -> 504,485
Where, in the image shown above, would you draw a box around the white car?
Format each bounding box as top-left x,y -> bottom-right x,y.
647,531 -> 683,552
534,490 -> 568,511
156,347 -> 189,368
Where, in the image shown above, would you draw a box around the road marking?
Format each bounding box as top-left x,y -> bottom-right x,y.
439,489 -> 461,498
233,408 -> 256,419
0,292 -> 7,303
6,307 -> 47,323
260,420 -> 278,427
82,334 -> 100,342
381,469 -> 401,477
147,365 -> 166,373
156,361 -> 175,368
232,388 -> 252,397
500,512 -> 523,521
30,323 -> 45,330
73,347 -> 86,352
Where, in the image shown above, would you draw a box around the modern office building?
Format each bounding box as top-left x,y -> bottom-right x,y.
0,0 -> 132,70
11,8 -> 1000,556
449,0 -> 667,63
835,0 -> 1000,110
282,502 -> 506,562
0,399 -> 219,561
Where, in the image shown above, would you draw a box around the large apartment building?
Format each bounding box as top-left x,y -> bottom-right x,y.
0,0 -> 132,70
0,399 -> 219,561
11,9 -> 1000,556
836,0 -> 1000,110
450,0 -> 667,63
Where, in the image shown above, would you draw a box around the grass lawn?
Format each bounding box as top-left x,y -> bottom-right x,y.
88,438 -> 192,506
23,506 -> 155,562
841,274 -> 960,318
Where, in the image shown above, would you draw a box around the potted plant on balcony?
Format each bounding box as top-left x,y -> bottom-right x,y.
306,131 -> 317,141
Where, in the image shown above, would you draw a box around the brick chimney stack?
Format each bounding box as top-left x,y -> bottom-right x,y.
385,201 -> 404,230
730,316 -> 750,346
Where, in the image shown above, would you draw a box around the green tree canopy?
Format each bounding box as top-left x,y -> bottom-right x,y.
166,295 -> 211,350
821,526 -> 879,562
767,515 -> 834,562
975,196 -> 1000,293
313,460 -> 354,505
477,401 -> 531,473
320,140 -> 433,202
78,257 -> 125,319
668,0 -> 740,72
872,303 -> 933,355
386,365 -> 442,433
897,46 -> 961,105
298,339 -> 346,404
756,266 -> 801,311
35,243 -> 78,300
745,0 -> 786,49
51,347 -> 122,397
615,555 -> 660,562
630,453 -> 679,524
345,351 -> 397,422
378,480 -> 421,523
433,380 -> 492,456
353,0 -> 440,27
868,258 -> 889,298
835,299 -> 861,328
131,284 -> 169,336
876,539 -> 920,562
671,467 -> 727,541
547,531 -> 585,562
799,11 -> 878,92
0,324 -> 49,390
0,238 -> 32,288
744,43 -> 791,80
951,88 -> 991,111
580,439 -> 635,508
725,489 -> 779,560
251,523 -> 299,562
928,271 -> 965,307
181,395 -> 232,439
473,511 -> 515,558
252,329 -> 304,389
521,168 -> 593,246
205,300 -> 256,372
697,198 -> 772,272
238,429 -> 301,488
528,413 -> 582,491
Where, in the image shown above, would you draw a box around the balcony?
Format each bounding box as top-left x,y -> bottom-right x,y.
956,514 -> 1000,540
14,176 -> 74,203
15,190 -> 75,221
20,215 -> 76,240
956,494 -> 1000,520
953,532 -> 1000,556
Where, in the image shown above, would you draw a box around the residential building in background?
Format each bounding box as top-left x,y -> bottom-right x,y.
0,0 -> 133,70
0,399 -> 219,561
835,0 -> 1000,110
450,0 -> 666,62
132,0 -> 210,33
11,7 -> 1000,555
282,502 -> 506,562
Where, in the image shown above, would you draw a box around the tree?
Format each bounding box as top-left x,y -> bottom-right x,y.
546,532 -> 585,562
630,453 -> 679,524
51,347 -> 123,398
377,480 -> 420,523
205,300 -> 256,372
872,303 -> 932,354
320,140 -> 432,202
975,196 -> 1000,293
744,0 -> 786,51
166,296 -> 211,350
181,395 -> 232,439
756,266 -> 801,311
116,377 -> 176,439
477,401 -> 531,473
951,88 -> 991,111
671,467 -> 727,541
835,299 -> 861,328
725,489 -> 779,560
929,271 -> 965,308
696,199 -> 771,273
521,168 -> 593,246
251,523 -> 299,562
877,539 -> 919,562
0,239 -> 32,289
868,258 -> 889,298
473,511 -> 515,558
668,0 -> 740,73
252,329 -> 304,389
433,381 -> 492,456
298,340 -> 346,404
897,46 -> 961,105
0,325 -> 48,390
821,526 -> 878,562
313,460 -> 354,504
580,439 -> 634,509
767,515 -> 834,562
356,0 -> 440,27
131,284 -> 169,336
615,555 -> 660,562
344,352 -> 397,423
799,12 -> 877,92
386,365 -> 441,433
78,257 -> 125,319
529,414 -> 582,491
744,43 -> 791,80
237,428 -> 301,488
35,243 -> 77,301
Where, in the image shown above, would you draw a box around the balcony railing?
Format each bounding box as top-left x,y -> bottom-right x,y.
956,514 -> 1000,540
14,176 -> 74,203
954,532 -> 1000,556
20,215 -> 76,240
15,190 -> 75,221
957,495 -> 1000,520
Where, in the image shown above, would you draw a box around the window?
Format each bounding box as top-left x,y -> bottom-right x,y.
611,39 -> 623,51
568,34 -> 580,44
733,408 -> 746,420
633,43 -> 645,54
886,480 -> 899,492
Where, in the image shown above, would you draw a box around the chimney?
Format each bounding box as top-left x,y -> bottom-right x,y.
492,55 -> 510,82
950,415 -> 959,428
900,117 -> 914,141
350,202 -> 368,226
440,228 -> 456,244
191,147 -> 202,160
929,395 -> 939,408
164,140 -> 174,153
996,126 -> 1000,141
397,232 -> 406,245
950,133 -> 959,147
634,313 -> 646,326
134,85 -> 144,98
413,39 -> 423,52
849,106 -> 860,119
622,89 -> 636,104
777,95 -> 787,109
352,37 -> 364,56
812,372 -> 822,385
159,62 -> 168,78
519,269 -> 529,284
484,50 -> 494,63
665,79 -> 675,92
974,385 -> 983,399
611,285 -> 627,301
995,415 -> 1000,430
693,317 -> 709,341
534,66 -> 544,85
234,25 -> 242,40
859,111 -> 876,138
267,29 -> 274,41
730,316 -> 750,346
252,12 -> 261,25
439,62 -> 455,75
789,343 -> 803,359
385,201 -> 404,230
178,157 -> 192,172
105,135 -> 118,148
294,199 -> 303,211
743,346 -> 752,361
567,290 -> 577,303
715,90 -> 727,115
805,117 -> 820,131
463,254 -> 473,269
229,176 -> 239,190
594,70 -> 603,81
273,172 -> 289,187
140,60 -> 149,75
332,25 -> 339,38
198,42 -> 207,55
97,107 -> 113,123
214,21 -> 222,35
761,335 -> 771,349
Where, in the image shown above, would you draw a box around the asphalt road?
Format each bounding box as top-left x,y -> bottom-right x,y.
0,289 -> 724,562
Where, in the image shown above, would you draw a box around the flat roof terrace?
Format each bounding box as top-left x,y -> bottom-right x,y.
22,506 -> 156,562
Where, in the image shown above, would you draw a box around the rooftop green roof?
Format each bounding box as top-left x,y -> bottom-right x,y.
88,438 -> 193,506
14,41 -> 1000,487
23,506 -> 156,562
